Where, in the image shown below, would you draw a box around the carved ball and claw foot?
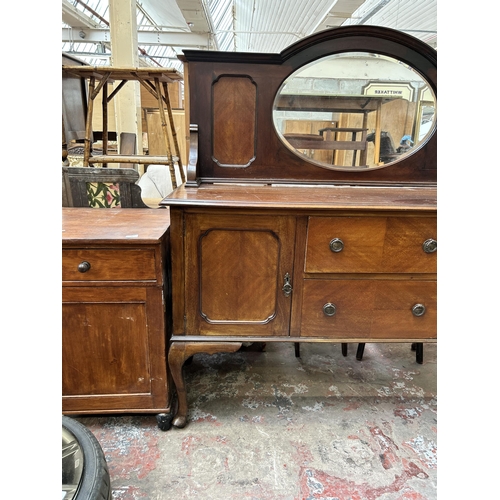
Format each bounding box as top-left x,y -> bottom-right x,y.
168,341 -> 243,428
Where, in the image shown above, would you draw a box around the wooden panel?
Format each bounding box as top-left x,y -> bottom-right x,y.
62,249 -> 157,282
140,81 -> 182,109
62,394 -> 159,413
212,76 -> 256,166
145,109 -> 187,165
184,213 -> 295,336
92,82 -> 116,133
377,99 -> 417,146
200,228 -> 279,322
299,279 -> 436,339
335,100 -> 417,166
94,82 -> 183,134
305,216 -> 437,273
62,287 -> 150,396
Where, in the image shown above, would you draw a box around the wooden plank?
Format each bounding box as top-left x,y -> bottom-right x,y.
145,109 -> 187,166
88,155 -> 178,165
62,65 -> 183,82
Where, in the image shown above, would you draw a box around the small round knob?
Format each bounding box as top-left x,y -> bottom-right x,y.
422,238 -> 437,253
78,261 -> 91,273
329,238 -> 344,253
323,303 -> 337,316
412,304 -> 426,317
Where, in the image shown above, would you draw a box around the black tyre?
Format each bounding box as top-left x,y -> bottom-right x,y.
62,416 -> 112,500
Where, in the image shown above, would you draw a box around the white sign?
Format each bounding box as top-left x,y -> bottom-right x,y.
363,82 -> 414,101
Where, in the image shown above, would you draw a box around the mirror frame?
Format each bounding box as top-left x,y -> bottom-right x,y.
273,51 -> 436,171
180,26 -> 437,186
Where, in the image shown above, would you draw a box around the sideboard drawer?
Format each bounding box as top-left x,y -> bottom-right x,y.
62,249 -> 157,282
299,279 -> 436,339
305,216 -> 437,274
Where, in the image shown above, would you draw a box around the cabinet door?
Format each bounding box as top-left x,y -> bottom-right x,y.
184,213 -> 295,336
62,286 -> 170,412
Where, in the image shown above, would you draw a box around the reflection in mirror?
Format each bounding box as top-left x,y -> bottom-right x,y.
273,52 -> 436,171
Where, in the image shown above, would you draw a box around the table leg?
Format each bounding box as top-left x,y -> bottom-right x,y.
168,341 -> 242,428
154,77 -> 177,189
83,76 -> 96,167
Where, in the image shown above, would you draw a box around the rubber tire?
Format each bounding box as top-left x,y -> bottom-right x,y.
62,416 -> 112,500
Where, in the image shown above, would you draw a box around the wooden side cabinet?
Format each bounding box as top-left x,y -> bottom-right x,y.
62,208 -> 174,430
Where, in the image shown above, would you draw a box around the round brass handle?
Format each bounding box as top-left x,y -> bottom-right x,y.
412,304 -> 426,317
329,238 -> 344,253
78,261 -> 91,273
422,238 -> 437,253
323,303 -> 337,316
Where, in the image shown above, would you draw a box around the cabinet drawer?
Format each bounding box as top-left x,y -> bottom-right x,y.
299,279 -> 436,339
62,249 -> 157,282
305,216 -> 436,274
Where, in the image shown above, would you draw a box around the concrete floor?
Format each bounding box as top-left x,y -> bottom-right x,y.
74,341 -> 437,500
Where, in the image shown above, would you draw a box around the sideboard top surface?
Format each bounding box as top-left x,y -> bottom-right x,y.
162,184 -> 436,211
62,208 -> 171,244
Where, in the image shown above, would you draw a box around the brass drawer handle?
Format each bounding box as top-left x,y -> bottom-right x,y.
412,304 -> 426,317
78,261 -> 91,273
323,303 -> 337,316
329,238 -> 344,253
422,238 -> 437,253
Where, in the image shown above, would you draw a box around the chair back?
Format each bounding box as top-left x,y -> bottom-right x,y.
62,166 -> 149,208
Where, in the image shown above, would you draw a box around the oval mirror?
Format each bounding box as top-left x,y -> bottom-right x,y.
273,52 -> 436,171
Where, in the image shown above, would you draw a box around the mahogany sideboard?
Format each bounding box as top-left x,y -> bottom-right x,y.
62,207 -> 174,430
160,26 -> 438,428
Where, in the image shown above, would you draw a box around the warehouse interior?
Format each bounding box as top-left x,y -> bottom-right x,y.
6,1 -> 497,498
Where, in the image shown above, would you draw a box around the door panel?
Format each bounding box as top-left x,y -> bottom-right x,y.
185,213 -> 295,336
62,287 -> 150,396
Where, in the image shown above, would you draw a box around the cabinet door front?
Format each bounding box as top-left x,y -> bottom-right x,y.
62,286 -> 169,412
185,213 -> 295,336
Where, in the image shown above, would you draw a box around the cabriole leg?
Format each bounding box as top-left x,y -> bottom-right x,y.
168,341 -> 242,428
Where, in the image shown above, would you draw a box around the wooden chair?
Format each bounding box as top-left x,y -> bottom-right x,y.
62,166 -> 149,208
355,342 -> 424,364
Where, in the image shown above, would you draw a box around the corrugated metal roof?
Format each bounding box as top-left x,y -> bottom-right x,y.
342,0 -> 437,48
62,0 -> 437,70
231,0 -> 336,52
